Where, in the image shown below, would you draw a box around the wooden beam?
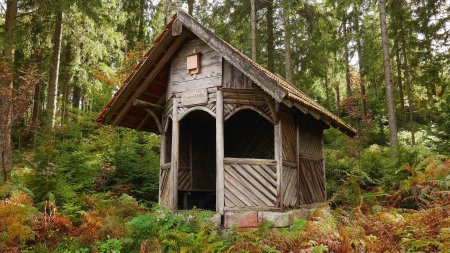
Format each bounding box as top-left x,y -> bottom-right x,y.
170,96 -> 179,210
282,160 -> 297,168
161,163 -> 171,170
216,89 -> 225,215
136,113 -> 151,131
145,109 -> 163,134
223,158 -> 277,166
263,94 -> 278,123
294,103 -> 308,115
133,99 -> 164,110
112,33 -> 187,126
172,19 -> 183,36
141,91 -> 161,99
106,29 -> 174,122
309,110 -> 321,121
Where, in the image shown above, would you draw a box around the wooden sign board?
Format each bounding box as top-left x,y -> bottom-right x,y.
181,89 -> 208,106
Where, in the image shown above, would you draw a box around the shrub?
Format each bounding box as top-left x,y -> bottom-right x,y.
0,191 -> 36,250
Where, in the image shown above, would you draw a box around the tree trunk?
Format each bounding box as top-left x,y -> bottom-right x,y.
378,0 -> 398,149
31,51 -> 43,146
250,0 -> 257,61
283,0 -> 293,83
187,0 -> 194,15
336,85 -> 341,117
0,0 -> 17,183
46,5 -> 64,128
400,4 -> 415,145
342,15 -> 352,124
137,0 -> 145,42
71,83 -> 81,122
395,39 -> 406,129
266,0 -> 274,72
164,0 -> 172,25
72,84 -> 81,109
354,9 -> 367,118
325,74 -> 330,109
334,53 -> 341,116
60,42 -> 72,126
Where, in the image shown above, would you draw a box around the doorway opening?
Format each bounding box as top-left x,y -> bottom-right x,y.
178,110 -> 216,211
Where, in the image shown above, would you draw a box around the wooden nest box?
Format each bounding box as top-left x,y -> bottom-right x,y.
97,11 -> 356,224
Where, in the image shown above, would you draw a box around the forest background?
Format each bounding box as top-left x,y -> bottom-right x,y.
0,0 -> 449,252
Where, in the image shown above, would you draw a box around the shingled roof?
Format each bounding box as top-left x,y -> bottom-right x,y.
97,11 -> 356,137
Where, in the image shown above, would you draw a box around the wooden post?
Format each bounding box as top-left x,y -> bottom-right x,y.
171,97 -> 179,210
274,104 -> 283,207
159,132 -> 166,205
216,89 -> 225,214
296,113 -> 303,205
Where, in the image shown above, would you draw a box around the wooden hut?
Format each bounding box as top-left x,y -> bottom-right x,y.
97,11 -> 356,226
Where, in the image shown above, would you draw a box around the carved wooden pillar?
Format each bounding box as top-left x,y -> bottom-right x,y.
216,89 -> 225,214
158,133 -> 166,204
171,97 -> 179,210
274,104 -> 282,206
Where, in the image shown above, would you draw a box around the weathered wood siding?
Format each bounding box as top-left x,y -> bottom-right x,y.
223,158 -> 277,209
280,110 -> 298,207
159,163 -> 172,207
298,115 -> 326,204
167,39 -> 222,97
222,60 -> 253,89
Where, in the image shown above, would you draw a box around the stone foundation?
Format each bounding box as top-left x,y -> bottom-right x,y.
209,203 -> 330,229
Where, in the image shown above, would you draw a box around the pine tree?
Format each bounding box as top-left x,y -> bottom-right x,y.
378,0 -> 398,149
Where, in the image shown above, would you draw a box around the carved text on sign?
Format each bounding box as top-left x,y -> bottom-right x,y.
181,89 -> 208,106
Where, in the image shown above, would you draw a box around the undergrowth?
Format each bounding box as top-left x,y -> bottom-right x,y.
1,155 -> 448,252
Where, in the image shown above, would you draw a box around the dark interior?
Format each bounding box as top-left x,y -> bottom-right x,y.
164,119 -> 172,164
224,109 -> 274,159
178,110 -> 216,211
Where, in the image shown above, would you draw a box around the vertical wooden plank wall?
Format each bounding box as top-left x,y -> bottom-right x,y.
280,110 -> 298,207
216,89 -> 225,214
222,60 -> 253,89
297,115 -> 326,204
167,39 -> 222,97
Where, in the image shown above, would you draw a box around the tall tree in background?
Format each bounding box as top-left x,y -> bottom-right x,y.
394,30 -> 406,129
250,0 -> 257,61
378,0 -> 398,148
187,0 -> 194,15
283,0 -> 293,83
353,5 -> 367,118
164,0 -> 173,24
0,0 -> 17,182
399,0 -> 415,145
266,0 -> 274,72
46,1 -> 64,128
342,15 -> 352,125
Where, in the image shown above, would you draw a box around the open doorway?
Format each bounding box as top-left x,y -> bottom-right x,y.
178,110 -> 216,211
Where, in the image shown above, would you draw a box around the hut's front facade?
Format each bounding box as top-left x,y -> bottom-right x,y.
98,11 -> 356,227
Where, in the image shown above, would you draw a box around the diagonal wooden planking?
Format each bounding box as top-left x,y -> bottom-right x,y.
224,163 -> 277,208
